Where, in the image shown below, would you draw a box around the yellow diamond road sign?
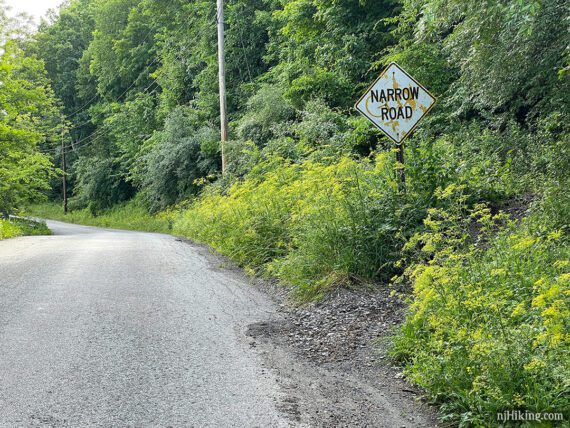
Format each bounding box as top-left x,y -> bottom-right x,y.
355,62 -> 436,144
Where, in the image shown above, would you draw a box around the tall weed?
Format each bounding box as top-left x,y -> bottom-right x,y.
0,220 -> 22,240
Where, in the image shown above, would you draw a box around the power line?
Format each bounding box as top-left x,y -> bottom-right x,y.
42,38 -> 196,152
41,42 -> 191,155
41,5 -> 219,156
63,116 -> 96,133
61,53 -> 168,135
68,81 -> 162,151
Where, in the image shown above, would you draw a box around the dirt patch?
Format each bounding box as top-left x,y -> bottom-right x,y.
468,193 -> 535,246
246,286 -> 440,427
493,193 -> 535,222
246,286 -> 407,365
277,287 -> 405,365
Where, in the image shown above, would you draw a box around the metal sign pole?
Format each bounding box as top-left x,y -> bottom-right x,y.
396,143 -> 405,190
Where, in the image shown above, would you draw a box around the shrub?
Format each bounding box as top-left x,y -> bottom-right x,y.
236,83 -> 295,146
140,107 -> 219,212
406,124 -> 518,206
267,154 -> 404,299
174,156 -> 301,273
0,218 -> 50,240
71,156 -> 134,214
293,99 -> 353,159
0,220 -> 22,240
174,133 -> 524,301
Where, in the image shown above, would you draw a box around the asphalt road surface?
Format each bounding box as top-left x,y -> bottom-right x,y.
0,221 -> 288,427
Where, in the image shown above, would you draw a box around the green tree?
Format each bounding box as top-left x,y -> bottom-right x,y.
0,15 -> 60,213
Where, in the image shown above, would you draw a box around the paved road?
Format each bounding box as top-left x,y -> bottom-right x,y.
0,221 -> 288,427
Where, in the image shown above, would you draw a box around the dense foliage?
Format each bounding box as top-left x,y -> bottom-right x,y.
5,0 -> 569,424
0,2 -> 60,214
392,187 -> 569,426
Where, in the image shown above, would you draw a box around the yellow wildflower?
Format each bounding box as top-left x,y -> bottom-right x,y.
511,237 -> 536,251
491,268 -> 507,277
511,302 -> 526,317
524,358 -> 546,372
547,230 -> 563,241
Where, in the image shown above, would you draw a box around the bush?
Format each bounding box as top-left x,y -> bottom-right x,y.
0,218 -> 50,240
12,218 -> 51,236
406,124 -> 518,206
0,220 -> 23,240
293,99 -> 354,159
141,107 -> 219,212
236,84 -> 295,146
71,156 -> 134,214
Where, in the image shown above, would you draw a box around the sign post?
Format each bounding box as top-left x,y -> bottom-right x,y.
395,144 -> 405,187
355,62 -> 436,189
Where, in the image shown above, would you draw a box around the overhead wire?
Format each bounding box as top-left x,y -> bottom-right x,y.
41,69 -> 163,154
60,6 -> 219,134
42,23 -> 213,155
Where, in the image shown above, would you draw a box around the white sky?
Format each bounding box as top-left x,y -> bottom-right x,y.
4,0 -> 64,25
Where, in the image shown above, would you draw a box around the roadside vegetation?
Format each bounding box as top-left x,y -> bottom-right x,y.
3,0 -> 568,424
392,187 -> 569,425
0,219 -> 22,240
0,217 -> 51,240
31,198 -> 172,233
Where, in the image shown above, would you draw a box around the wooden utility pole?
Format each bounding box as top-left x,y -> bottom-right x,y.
217,0 -> 228,174
61,118 -> 68,214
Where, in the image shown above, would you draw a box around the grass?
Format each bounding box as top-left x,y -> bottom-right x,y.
0,217 -> 51,240
28,199 -> 174,234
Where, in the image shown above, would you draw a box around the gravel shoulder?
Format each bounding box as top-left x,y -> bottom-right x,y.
195,242 -> 441,427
